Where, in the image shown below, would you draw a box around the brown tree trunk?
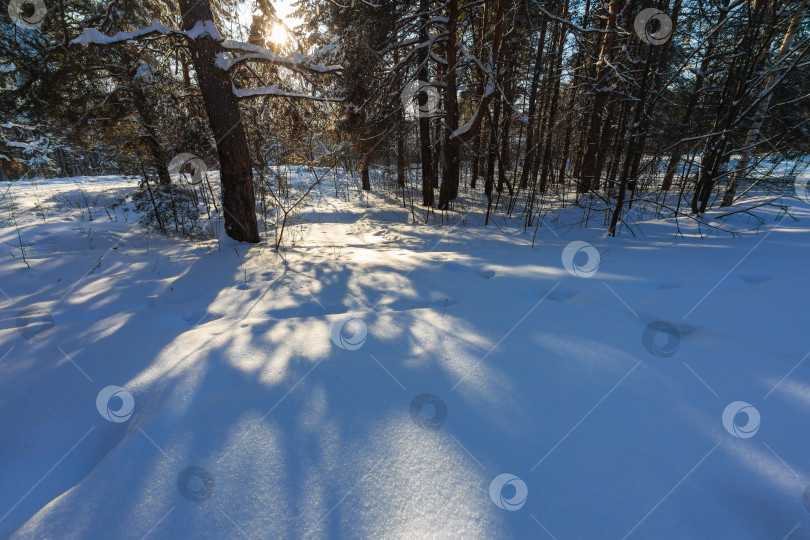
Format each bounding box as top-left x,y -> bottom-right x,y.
469,5 -> 485,192
417,0 -> 435,206
397,135 -> 405,188
485,100 -> 500,201
721,0 -> 809,206
537,0 -> 570,193
438,0 -> 460,210
178,0 -> 259,242
577,0 -> 621,193
608,44 -> 654,236
497,61 -> 514,197
662,0 -> 727,191
361,158 -> 371,191
556,0 -> 591,190
470,131 -> 482,190
519,20 -> 548,190
692,0 -> 768,213
395,49 -> 406,188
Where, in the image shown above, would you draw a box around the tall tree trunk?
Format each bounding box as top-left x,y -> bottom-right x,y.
662,0 -> 727,191
485,101 -> 500,201
721,0 -> 809,206
470,131 -> 482,190
432,122 -> 442,188
397,133 -> 406,188
692,0 -> 768,213
537,0 -> 570,193
361,158 -> 371,191
443,0 -> 510,209
605,102 -> 630,190
417,0 -> 435,206
608,44 -> 654,236
578,0 -> 622,193
395,49 -> 406,188
497,109 -> 511,196
469,0 -> 488,192
497,61 -> 514,197
519,21 -> 548,190
438,0 -> 460,210
556,0 -> 590,190
178,0 -> 259,242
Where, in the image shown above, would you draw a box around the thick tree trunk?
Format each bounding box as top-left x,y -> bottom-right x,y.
417,0 -> 435,207
179,0 -> 259,242
440,0 -> 510,209
438,0 -> 460,210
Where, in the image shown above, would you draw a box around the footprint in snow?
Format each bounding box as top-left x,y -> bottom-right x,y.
548,288 -> 578,302
739,273 -> 773,284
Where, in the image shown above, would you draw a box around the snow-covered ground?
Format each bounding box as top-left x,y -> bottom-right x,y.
2,172 -> 810,539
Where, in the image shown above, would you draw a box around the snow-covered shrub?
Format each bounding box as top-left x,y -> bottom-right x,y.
131,178 -> 215,239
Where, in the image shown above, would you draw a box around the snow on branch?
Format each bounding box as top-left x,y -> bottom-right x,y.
218,40 -> 342,74
70,21 -> 341,76
7,141 -> 35,149
451,80 -> 496,140
232,84 -> 343,102
0,122 -> 35,130
70,20 -> 221,46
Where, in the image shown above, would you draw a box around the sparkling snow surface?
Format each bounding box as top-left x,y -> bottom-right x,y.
2,171 -> 810,539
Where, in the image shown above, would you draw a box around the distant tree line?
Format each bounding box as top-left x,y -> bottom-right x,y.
2,0 -> 808,241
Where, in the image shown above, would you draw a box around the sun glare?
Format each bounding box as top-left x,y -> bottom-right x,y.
270,23 -> 288,45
